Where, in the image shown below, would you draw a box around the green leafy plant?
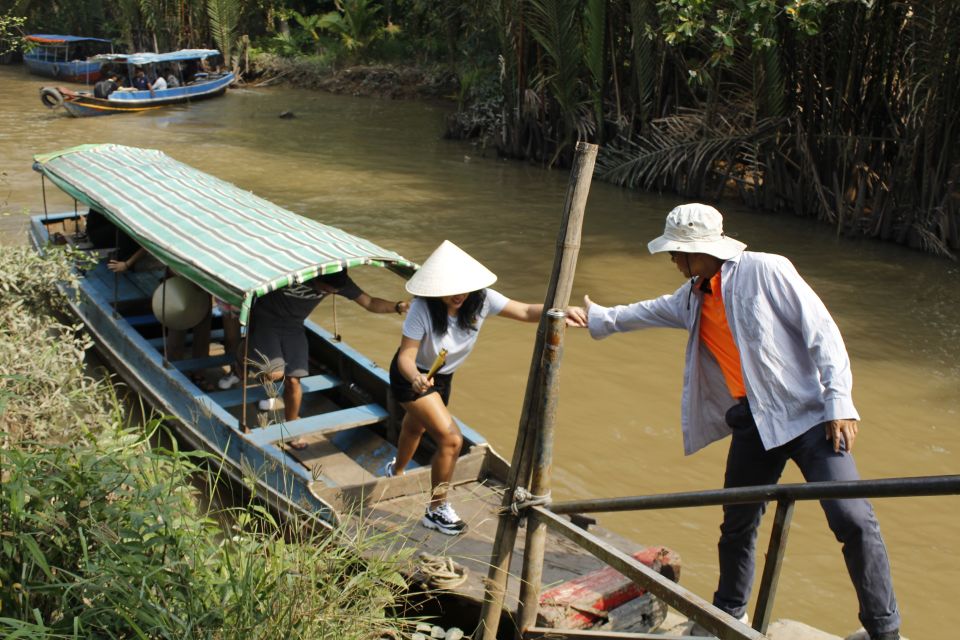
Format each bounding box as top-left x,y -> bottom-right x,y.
208,0 -> 241,67
319,0 -> 397,59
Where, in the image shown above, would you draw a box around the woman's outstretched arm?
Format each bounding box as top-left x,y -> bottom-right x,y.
497,300 -> 587,327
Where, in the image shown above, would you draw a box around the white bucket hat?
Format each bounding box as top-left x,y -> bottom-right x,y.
647,203 -> 746,260
405,240 -> 497,297
152,277 -> 211,330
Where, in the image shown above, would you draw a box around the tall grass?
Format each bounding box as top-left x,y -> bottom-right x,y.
0,245 -> 411,639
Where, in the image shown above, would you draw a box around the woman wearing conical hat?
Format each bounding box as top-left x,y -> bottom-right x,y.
386,240 -> 585,535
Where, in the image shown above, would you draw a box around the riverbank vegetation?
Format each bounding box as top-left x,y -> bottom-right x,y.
0,246 -> 411,638
8,1 -> 958,255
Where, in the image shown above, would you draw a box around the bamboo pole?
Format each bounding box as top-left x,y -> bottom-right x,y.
477,142 -> 597,640
516,309 -> 567,634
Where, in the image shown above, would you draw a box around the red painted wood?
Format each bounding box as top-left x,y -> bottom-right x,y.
538,546 -> 681,629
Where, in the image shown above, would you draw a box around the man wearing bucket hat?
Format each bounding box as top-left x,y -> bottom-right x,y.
575,204 -> 900,640
387,240 -> 586,535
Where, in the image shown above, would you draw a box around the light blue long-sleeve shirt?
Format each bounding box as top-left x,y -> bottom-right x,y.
587,251 -> 859,455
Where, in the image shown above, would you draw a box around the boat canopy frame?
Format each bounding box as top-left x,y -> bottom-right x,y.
33,144 -> 418,325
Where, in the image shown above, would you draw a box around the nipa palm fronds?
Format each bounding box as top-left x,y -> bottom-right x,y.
207,0 -> 240,66
598,109 -> 786,198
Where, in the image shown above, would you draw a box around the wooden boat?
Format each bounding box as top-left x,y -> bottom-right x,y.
39,49 -> 234,117
29,144 -> 679,631
24,34 -> 112,83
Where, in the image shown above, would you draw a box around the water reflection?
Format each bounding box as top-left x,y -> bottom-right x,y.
1,65 -> 957,637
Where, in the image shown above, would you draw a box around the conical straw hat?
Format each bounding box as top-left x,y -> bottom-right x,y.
405,240 -> 497,297
152,277 -> 211,330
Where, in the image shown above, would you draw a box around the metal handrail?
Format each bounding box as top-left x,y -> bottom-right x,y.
549,474 -> 960,514
541,474 -> 959,637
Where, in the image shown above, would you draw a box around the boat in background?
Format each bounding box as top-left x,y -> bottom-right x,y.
39,49 -> 234,117
24,34 -> 112,83
28,144 -> 680,633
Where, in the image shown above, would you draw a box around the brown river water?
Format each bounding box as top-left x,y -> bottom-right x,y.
1,66 -> 957,637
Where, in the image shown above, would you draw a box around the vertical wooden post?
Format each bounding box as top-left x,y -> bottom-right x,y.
477,142 -> 597,640
753,499 -> 795,634
516,309 -> 566,634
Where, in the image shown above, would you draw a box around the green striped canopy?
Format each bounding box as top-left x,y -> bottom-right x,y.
34,144 -> 418,324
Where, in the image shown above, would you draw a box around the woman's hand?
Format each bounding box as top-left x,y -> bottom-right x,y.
412,372 -> 434,394
564,295 -> 594,327
107,259 -> 129,273
565,305 -> 588,327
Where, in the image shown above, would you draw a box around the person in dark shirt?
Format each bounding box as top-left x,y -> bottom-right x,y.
132,68 -> 149,90
247,269 -> 409,447
94,74 -> 119,99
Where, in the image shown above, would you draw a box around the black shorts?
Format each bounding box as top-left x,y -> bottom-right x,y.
389,350 -> 453,405
247,313 -> 308,378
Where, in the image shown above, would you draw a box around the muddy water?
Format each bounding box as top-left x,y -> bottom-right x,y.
1,65 -> 957,637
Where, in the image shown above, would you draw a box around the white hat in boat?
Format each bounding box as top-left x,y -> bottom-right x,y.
152,277 -> 211,330
405,240 -> 497,297
647,203 -> 746,260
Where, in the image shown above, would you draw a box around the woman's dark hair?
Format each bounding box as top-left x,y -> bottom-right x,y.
425,289 -> 486,335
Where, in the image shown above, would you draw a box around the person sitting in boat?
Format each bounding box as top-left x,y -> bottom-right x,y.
385,240 -> 586,536
93,74 -> 119,99
165,67 -> 181,88
247,269 -> 409,448
132,68 -> 149,91
150,73 -> 167,92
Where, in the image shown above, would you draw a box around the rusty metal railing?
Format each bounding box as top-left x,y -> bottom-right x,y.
538,475 -> 960,638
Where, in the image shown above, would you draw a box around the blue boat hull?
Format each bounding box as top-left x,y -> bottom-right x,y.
53,73 -> 235,117
24,54 -> 103,83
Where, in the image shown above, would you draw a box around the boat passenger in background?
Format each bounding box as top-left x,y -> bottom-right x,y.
386,240 -> 586,536
132,68 -> 149,90
165,67 -> 181,88
150,72 -> 167,91
93,73 -> 119,99
247,269 -> 409,448
572,203 -> 900,640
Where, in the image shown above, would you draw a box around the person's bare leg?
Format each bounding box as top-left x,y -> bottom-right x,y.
165,328 -> 185,361
284,376 -> 302,421
222,312 -> 241,375
191,307 -> 212,359
394,412 -> 426,473
285,376 -> 313,449
400,393 -> 462,508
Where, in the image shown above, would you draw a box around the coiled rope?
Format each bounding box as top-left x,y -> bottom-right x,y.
417,552 -> 468,590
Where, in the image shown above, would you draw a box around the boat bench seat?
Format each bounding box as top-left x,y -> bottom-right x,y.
87,263 -> 162,303
208,373 -> 341,408
125,313 -> 158,327
173,353 -> 234,373
147,328 -> 226,349
246,403 -> 388,448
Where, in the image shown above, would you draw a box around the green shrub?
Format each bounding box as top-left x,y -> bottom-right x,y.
0,244 -> 411,638
1,425 -> 410,638
0,245 -> 108,445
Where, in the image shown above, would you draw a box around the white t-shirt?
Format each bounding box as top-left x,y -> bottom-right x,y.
402,288 -> 509,374
152,76 -> 167,90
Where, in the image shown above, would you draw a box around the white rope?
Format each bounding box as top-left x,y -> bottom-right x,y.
498,486 -> 552,517
416,552 -> 468,590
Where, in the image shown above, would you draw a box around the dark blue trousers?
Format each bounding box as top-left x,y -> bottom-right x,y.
714,403 -> 900,637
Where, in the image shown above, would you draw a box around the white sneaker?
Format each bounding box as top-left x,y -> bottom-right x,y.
217,373 -> 240,390
421,502 -> 466,535
384,457 -> 397,477
259,397 -> 280,411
